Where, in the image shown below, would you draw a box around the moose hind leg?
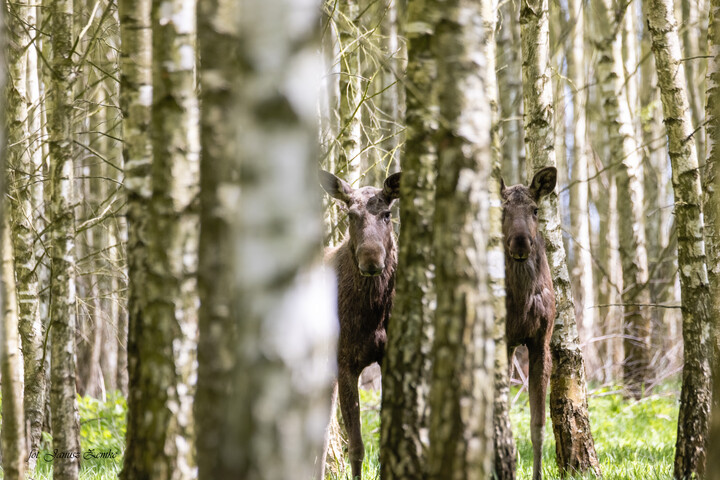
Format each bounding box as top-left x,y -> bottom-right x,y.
528,342 -> 551,480
338,369 -> 364,479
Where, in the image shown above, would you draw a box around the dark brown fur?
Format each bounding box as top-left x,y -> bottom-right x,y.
320,170 -> 401,480
501,167 -> 557,480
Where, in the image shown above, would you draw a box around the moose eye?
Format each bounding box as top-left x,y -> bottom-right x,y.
533,208 -> 539,216
381,211 -> 391,223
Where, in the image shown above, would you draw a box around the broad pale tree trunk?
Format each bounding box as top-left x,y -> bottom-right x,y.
643,0 -> 714,478
196,0 -> 337,479
426,1 -> 495,478
379,0 -> 437,476
521,0 -> 600,474
122,0 -> 198,478
48,0 -> 81,477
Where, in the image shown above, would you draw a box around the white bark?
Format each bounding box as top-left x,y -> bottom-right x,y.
643,0 -> 713,477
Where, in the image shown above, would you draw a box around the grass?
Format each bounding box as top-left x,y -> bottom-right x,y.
511,383 -> 678,479
1,383 -> 679,479
0,391 -> 126,480
330,384 -> 679,480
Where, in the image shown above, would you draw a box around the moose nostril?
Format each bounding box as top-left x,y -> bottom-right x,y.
359,263 -> 383,277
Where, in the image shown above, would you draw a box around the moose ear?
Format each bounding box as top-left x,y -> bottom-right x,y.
381,172 -> 402,202
500,177 -> 507,198
529,167 -> 557,201
319,170 -> 353,204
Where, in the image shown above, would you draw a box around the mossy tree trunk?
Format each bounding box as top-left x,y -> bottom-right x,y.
425,1 -> 495,478
379,0 -> 437,476
121,0 -> 198,477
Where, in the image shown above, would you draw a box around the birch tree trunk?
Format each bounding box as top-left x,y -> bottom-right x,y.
380,0 -> 403,171
195,1 -> 239,477
706,3 -> 720,478
122,0 -> 198,477
1,11 -> 25,460
485,0 -> 515,477
118,0 -> 153,472
567,0 -> 595,371
48,0 -> 81,477
643,0 -> 714,478
196,0 -> 336,478
118,0 -> 151,407
338,0 -> 363,184
682,0 -> 706,165
1,218 -> 26,480
7,0 -> 45,467
497,0 -> 524,185
379,0 -> 437,475
426,1 -> 495,478
642,9 -> 674,372
521,0 -> 600,474
595,0 -> 652,397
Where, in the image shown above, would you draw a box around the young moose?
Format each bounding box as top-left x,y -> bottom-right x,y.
501,167 -> 557,480
320,170 -> 401,480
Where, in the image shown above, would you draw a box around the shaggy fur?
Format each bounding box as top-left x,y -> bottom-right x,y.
320,170 -> 400,480
501,167 -> 557,480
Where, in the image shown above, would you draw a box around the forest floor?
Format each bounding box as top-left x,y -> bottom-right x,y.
327,382 -> 679,480
15,392 -> 125,479
0,382 -> 678,479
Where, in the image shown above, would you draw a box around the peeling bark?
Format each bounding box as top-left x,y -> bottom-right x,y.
48,0 -> 81,476
7,0 -> 45,468
643,0 -> 714,477
521,0 -> 600,475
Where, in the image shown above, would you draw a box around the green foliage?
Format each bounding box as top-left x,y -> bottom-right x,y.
1,392 -> 127,479
327,388 -> 382,480
335,385 -> 678,480
510,385 -> 678,479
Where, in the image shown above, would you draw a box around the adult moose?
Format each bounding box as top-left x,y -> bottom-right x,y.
501,167 -> 557,480
319,169 -> 401,480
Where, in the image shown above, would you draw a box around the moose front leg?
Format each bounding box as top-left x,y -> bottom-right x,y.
338,368 -> 364,479
528,341 -> 551,480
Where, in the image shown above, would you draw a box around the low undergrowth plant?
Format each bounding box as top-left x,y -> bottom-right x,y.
329,383 -> 678,480
0,391 -> 126,480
